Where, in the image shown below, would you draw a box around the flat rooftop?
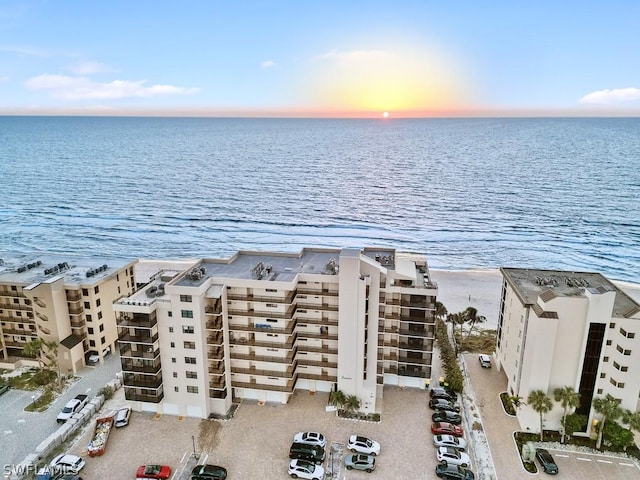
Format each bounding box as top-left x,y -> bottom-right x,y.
0,253 -> 135,287
175,248 -> 345,287
501,267 -> 640,318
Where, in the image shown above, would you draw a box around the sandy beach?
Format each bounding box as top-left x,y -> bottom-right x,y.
429,269 -> 640,331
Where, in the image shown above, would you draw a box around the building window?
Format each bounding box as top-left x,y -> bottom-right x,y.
116,274 -> 120,281
169,327 -> 174,333
118,286 -> 121,294
100,336 -> 106,344
186,371 -> 197,379
88,327 -> 94,335
184,341 -> 196,350
624,349 -> 631,355
174,386 -> 179,392
94,286 -> 99,294
82,288 -> 89,296
89,340 -> 96,347
96,298 -> 101,307
621,366 -> 628,372
620,328 -> 635,339
603,356 -> 609,362
171,357 -> 176,363
180,295 -> 192,302
185,357 -> 197,364
181,310 -> 193,318
168,311 -> 173,317
266,288 -> 277,292
99,323 -> 104,332
597,389 -> 603,394
172,372 -> 178,378
170,342 -> 175,348
182,326 -> 195,334
600,373 -> 606,378
616,345 -> 623,354
265,303 -> 277,308
84,302 -> 90,309
98,311 -> 103,320
606,340 -> 612,346
187,386 -> 198,394
614,361 -> 621,370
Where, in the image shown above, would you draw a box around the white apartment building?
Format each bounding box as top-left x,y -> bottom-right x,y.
0,254 -> 136,374
496,267 -> 640,435
113,247 -> 438,419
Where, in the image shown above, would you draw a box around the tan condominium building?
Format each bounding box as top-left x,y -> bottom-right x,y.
113,247 -> 438,419
0,254 -> 137,374
496,267 -> 640,435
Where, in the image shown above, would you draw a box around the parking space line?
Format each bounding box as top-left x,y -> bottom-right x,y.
180,451 -> 187,463
556,454 -> 569,457
620,463 -> 636,467
200,454 -> 209,465
576,457 -> 592,462
597,460 -> 613,464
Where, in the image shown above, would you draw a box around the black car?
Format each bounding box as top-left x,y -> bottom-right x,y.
429,398 -> 461,412
435,463 -> 475,480
432,410 -> 463,425
430,387 -> 457,401
535,448 -> 559,475
191,464 -> 228,480
289,442 -> 325,465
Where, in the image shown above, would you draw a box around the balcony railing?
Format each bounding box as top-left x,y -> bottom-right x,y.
121,362 -> 162,374
0,290 -> 26,298
118,332 -> 159,344
207,349 -> 224,359
0,304 -> 32,311
119,346 -> 160,360
227,292 -> 296,304
123,375 -> 163,389
206,319 -> 223,330
66,292 -> 82,302
228,304 -> 297,319
296,357 -> 337,368
228,322 -> 295,335
1,328 -> 37,336
296,331 -> 338,341
296,371 -> 336,382
117,316 -> 157,329
231,366 -> 295,378
229,351 -> 296,364
208,364 -> 225,375
398,367 -> 431,378
399,341 -> 431,351
232,378 -> 296,393
400,314 -> 433,323
296,344 -> 338,354
231,334 -> 297,350
398,356 -> 429,365
209,388 -> 227,399
398,328 -> 429,337
294,316 -> 338,326
124,390 -> 164,403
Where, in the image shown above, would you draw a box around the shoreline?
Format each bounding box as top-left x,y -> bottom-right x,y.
429,269 -> 640,330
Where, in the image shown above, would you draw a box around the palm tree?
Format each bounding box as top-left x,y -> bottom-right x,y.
343,395 -> 361,414
510,395 -> 526,412
554,386 -> 581,443
528,390 -> 553,441
462,307 -> 487,342
622,410 -> 640,436
435,302 -> 448,322
329,390 -> 346,410
593,394 -> 623,449
23,339 -> 46,368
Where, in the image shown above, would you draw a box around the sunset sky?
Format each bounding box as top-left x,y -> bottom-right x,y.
1,1 -> 639,117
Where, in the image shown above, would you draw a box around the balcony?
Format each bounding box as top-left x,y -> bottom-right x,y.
117,315 -> 157,329
208,363 -> 225,375
68,305 -> 84,315
296,343 -> 338,354
400,296 -> 435,308
384,365 -> 398,374
297,330 -> 338,341
228,292 -> 295,304
398,356 -> 429,365
232,378 -> 296,393
296,288 -> 338,297
66,292 -> 82,302
398,328 -> 429,337
398,366 -> 431,378
399,340 -> 432,351
232,365 -> 295,378
119,346 -> 160,360
209,378 -> 226,389
70,319 -> 86,328
229,322 -> 294,335
1,304 -> 32,312
296,357 -> 337,368
228,304 -> 297,320
229,350 -> 296,364
124,387 -> 164,403
0,290 -> 25,298
206,333 -> 224,345
123,374 -> 163,389
400,313 -> 433,323
209,388 -> 227,399
383,352 -> 398,361
294,316 -> 338,326
206,319 -> 223,330
296,302 -> 339,312
207,348 -> 224,359
118,332 -> 159,344
297,371 -> 336,382
232,334 -> 297,350
1,328 -> 37,336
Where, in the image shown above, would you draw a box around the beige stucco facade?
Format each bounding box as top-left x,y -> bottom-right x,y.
0,255 -> 136,374
496,268 -> 640,435
114,247 -> 438,419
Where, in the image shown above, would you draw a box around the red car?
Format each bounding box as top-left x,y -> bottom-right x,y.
431,422 -> 464,437
136,465 -> 172,479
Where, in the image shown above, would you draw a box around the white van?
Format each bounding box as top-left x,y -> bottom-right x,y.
479,354 -> 492,368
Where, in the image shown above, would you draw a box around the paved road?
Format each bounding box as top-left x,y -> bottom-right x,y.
0,354 -> 122,469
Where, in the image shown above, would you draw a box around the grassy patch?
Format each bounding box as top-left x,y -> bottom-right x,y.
514,431 -> 539,473
6,369 -> 42,390
24,386 -> 56,412
457,329 -> 497,353
499,392 -> 516,416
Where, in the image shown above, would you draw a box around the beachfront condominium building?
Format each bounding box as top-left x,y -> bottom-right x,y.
113,247 -> 438,419
495,267 -> 640,435
0,255 -> 137,374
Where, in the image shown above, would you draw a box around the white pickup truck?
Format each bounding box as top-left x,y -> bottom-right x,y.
56,394 -> 89,423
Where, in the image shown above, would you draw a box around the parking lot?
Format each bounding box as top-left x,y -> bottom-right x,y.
70,386 -> 454,480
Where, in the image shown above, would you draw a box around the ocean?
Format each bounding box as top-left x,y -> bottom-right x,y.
0,116 -> 638,283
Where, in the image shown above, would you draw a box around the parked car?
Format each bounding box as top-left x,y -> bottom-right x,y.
437,446 -> 472,468
114,406 -> 131,427
0,383 -> 10,396
431,422 -> 464,437
430,387 -> 457,401
56,394 -> 88,423
87,347 -> 111,364
136,465 -> 172,479
288,459 -> 324,480
478,354 -> 492,368
293,431 -> 327,448
535,448 -> 559,475
432,410 -> 463,425
347,435 -> 381,455
435,463 -> 475,480
433,435 -> 467,451
345,454 -> 376,472
289,442 -> 325,464
190,464 -> 228,480
429,398 -> 461,412
49,454 -> 86,474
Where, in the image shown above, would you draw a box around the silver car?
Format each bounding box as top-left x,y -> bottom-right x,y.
345,454 -> 376,472
433,434 -> 467,451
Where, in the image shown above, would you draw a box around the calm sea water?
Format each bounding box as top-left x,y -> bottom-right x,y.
0,116 -> 638,283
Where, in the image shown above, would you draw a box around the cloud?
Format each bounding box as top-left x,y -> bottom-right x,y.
25,74 -> 199,100
0,45 -> 48,57
579,87 -> 640,105
315,49 -> 389,63
261,60 -> 276,68
68,61 -> 115,75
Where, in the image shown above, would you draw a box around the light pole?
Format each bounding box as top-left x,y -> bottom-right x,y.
31,395 -> 36,410
191,435 -> 199,460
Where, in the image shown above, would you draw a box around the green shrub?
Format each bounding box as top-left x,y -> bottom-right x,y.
98,386 -> 114,400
